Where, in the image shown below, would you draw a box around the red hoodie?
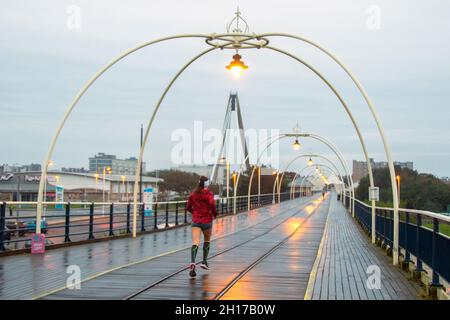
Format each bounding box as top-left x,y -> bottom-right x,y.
187,188 -> 217,224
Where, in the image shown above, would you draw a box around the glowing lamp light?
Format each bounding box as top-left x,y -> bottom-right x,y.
226,53 -> 248,78
308,158 -> 313,166
292,139 -> 301,151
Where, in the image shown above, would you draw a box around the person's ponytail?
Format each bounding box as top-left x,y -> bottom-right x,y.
195,176 -> 209,193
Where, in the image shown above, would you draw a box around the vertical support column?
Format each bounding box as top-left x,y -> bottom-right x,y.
430,218 -> 442,288
165,202 -> 169,228
184,202 -> 187,224
382,209 -> 387,249
64,203 -> 71,243
126,203 -> 131,234
403,212 -> 410,265
413,214 -> 424,277
109,203 -> 114,236
153,203 -> 158,230
175,202 -> 179,226
88,203 -> 95,240
0,202 -> 6,251
141,203 -> 146,232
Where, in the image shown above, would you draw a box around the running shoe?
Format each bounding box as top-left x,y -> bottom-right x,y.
189,263 -> 196,278
200,260 -> 210,270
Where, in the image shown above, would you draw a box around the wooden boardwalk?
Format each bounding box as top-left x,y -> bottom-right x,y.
41,196 -> 325,299
0,193 -> 423,300
306,196 -> 423,300
0,196 -> 313,299
219,196 -> 330,299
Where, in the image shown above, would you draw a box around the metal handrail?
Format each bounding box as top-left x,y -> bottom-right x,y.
2,192 -> 286,206
353,198 -> 450,223
0,192 -> 301,252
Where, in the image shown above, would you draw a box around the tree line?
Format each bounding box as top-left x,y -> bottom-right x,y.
356,167 -> 450,212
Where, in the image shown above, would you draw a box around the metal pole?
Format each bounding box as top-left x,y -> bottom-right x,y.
258,166 -> 261,206
0,202 -> 6,251
139,124 -> 143,204
64,203 -> 71,243
226,160 -> 230,198
88,203 -> 95,240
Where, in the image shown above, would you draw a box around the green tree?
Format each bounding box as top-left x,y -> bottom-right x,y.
356,167 -> 450,212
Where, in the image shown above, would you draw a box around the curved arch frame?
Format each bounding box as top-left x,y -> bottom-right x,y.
273,154 -> 348,204
290,165 -> 344,199
276,153 -> 349,202
298,165 -> 340,190
36,32 -> 397,263
242,133 -> 354,215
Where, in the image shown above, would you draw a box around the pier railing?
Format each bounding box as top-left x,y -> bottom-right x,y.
345,195 -> 450,287
0,191 -> 299,253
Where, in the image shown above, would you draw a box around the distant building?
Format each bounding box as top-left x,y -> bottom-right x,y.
352,159 -> 414,182
441,177 -> 450,184
88,153 -> 145,175
62,167 -> 88,173
0,163 -> 41,173
1,163 -> 42,173
0,171 -> 162,202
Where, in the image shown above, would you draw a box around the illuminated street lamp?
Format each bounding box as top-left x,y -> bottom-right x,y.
226,53 -> 248,78
292,138 -> 301,151
308,157 -> 313,166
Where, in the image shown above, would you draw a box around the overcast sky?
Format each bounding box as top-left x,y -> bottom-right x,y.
1,0 -> 449,177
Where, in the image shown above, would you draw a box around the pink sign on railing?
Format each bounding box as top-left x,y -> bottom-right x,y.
31,233 -> 46,254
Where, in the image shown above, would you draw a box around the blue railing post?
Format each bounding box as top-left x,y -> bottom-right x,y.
175,202 -> 179,226
184,202 -> 187,224
414,214 -> 424,276
141,203 -> 146,232
153,203 -> 158,230
403,212 -> 410,265
165,202 -> 169,228
388,210 -> 393,255
430,218 -> 442,288
0,202 -> 6,251
126,203 -> 131,234
221,198 -> 224,216
108,203 -> 114,236
382,209 -> 387,249
64,202 -> 71,243
88,203 -> 95,240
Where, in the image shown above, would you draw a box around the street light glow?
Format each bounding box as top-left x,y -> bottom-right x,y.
308,158 -> 313,166
226,53 -> 248,78
292,139 -> 301,151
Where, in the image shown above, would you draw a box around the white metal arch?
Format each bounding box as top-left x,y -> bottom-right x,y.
290,165 -> 343,199
242,133 -> 355,216
274,154 -> 348,205
276,153 -> 350,203
36,32 -> 396,262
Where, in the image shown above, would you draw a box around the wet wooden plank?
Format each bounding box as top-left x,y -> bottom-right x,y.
309,196 -> 423,300
42,197 -> 322,300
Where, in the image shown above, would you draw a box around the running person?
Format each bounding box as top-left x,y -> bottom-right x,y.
186,176 -> 217,278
